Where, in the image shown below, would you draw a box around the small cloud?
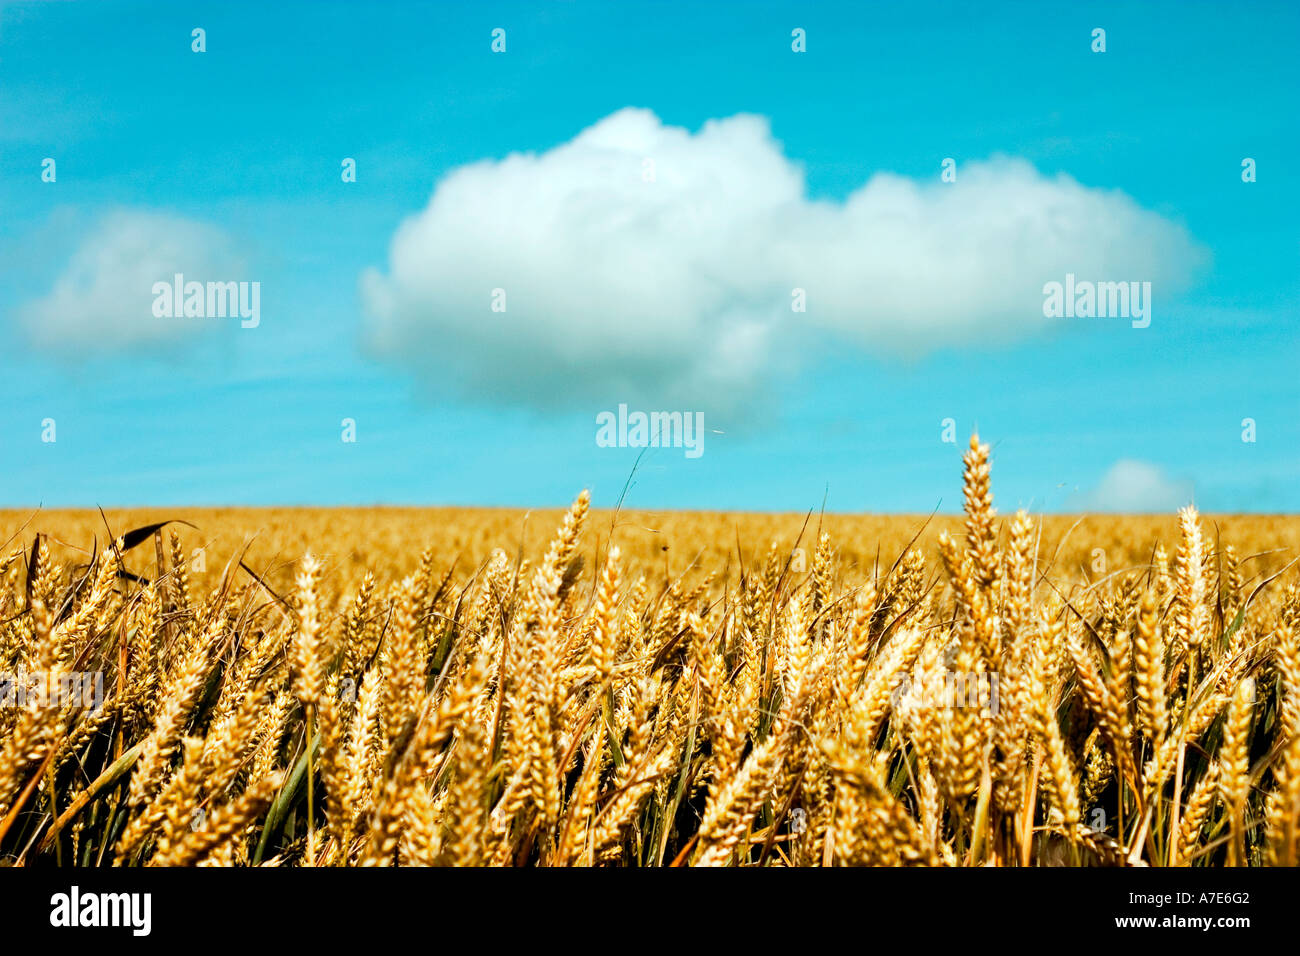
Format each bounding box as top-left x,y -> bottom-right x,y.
1071,460 -> 1194,513
361,107 -> 1206,411
16,209 -> 243,356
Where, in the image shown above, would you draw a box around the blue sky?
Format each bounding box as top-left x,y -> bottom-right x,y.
1,0 -> 1296,512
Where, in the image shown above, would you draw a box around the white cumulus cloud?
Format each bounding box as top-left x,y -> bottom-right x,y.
361,108 -> 1206,410
1071,460 -> 1194,513
17,209 -> 243,355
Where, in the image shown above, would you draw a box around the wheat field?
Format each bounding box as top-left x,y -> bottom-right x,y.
2,435 -> 1298,866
